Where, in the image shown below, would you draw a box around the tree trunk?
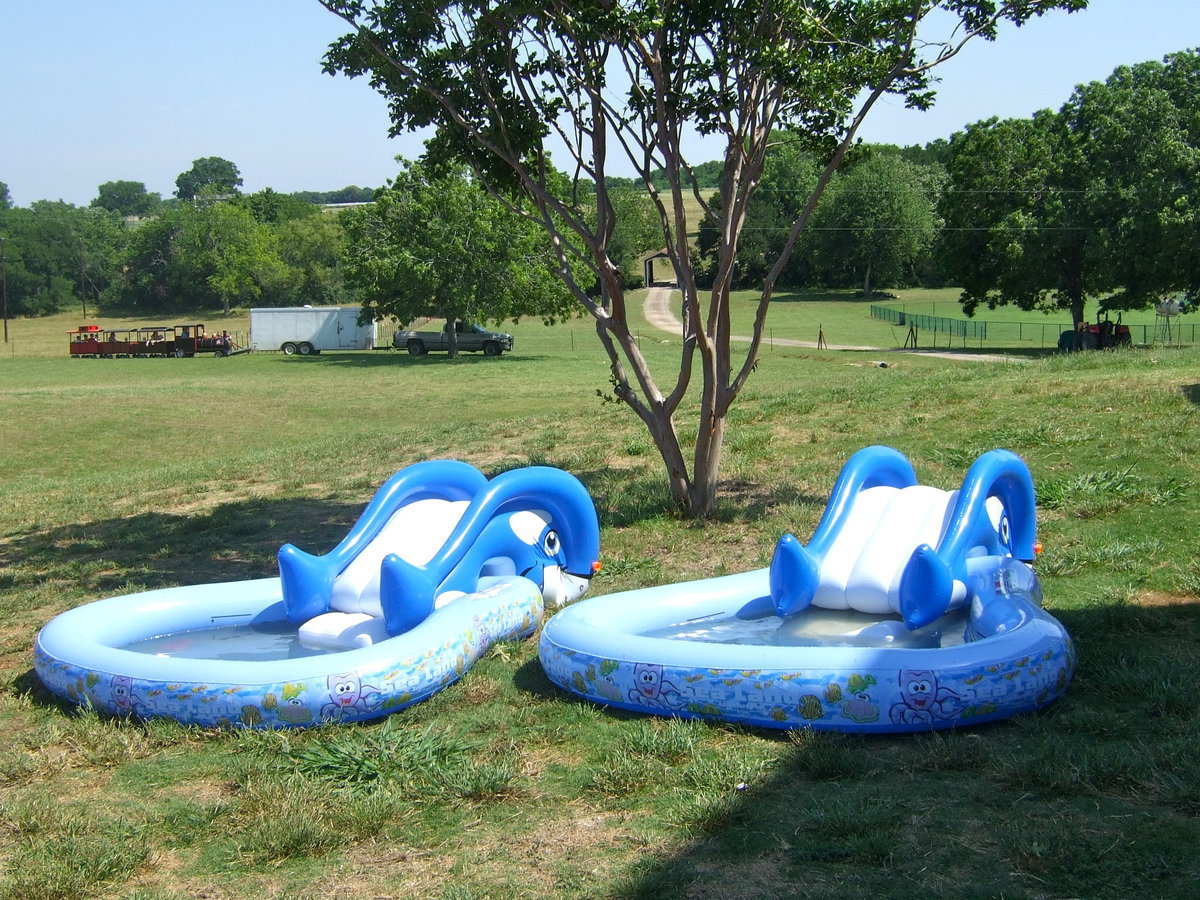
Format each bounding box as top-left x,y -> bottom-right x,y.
446,316 -> 459,359
642,404 -> 695,513
617,290 -> 730,518
863,263 -> 873,297
1070,294 -> 1085,330
688,404 -> 725,517
623,373 -> 726,518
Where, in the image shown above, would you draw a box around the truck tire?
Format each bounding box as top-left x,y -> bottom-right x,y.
282,342 -> 298,355
407,339 -> 427,356
483,341 -> 501,357
298,342 -> 315,356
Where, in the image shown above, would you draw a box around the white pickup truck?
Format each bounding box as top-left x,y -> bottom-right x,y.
392,321 -> 515,356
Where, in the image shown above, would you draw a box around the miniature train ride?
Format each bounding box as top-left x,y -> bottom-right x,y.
68,323 -> 240,358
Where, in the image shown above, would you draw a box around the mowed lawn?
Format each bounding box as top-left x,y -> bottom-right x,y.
1,299 -> 1199,899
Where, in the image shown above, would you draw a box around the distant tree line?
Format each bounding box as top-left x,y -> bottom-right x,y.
691,50 -> 1200,322
2,50 -> 1197,323
291,186 -> 377,205
0,159 -> 377,317
341,161 -> 580,348
0,154 -> 663,320
692,141 -> 947,296
938,49 -> 1200,327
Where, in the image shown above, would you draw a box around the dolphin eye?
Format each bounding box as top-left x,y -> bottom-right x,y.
999,516 -> 1011,547
542,530 -> 561,556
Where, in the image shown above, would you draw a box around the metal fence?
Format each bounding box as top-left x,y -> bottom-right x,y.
870,306 -> 987,340
869,305 -> 1198,348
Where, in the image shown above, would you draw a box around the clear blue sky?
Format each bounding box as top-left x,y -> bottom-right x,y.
2,1 -> 1197,208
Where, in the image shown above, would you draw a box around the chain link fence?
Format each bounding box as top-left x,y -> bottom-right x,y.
870,305 -> 1197,349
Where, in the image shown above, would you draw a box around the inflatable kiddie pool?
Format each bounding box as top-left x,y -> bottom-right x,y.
540,447 -> 1075,732
36,461 -> 600,728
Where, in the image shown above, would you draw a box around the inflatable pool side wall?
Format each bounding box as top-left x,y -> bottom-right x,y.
279,460 -> 487,623
35,575 -> 545,729
898,449 -> 1037,629
770,446 -> 918,617
538,556 -> 1075,733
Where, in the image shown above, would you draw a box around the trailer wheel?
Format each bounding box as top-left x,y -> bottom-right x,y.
213,349 -> 226,358
281,342 -> 298,355
173,348 -> 186,358
407,340 -> 427,356
298,342 -> 315,356
483,341 -> 501,357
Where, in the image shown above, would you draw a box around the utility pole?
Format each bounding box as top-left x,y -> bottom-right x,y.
78,238 -> 88,320
1,235 -> 8,343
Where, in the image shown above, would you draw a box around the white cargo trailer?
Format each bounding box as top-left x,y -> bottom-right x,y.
249,307 -> 376,355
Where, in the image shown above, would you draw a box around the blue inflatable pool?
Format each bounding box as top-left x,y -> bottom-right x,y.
539,447 -> 1075,732
36,461 -> 601,728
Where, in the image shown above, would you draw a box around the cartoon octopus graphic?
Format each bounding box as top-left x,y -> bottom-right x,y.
109,674 -> 142,716
628,663 -> 690,709
888,669 -> 966,725
320,672 -> 380,721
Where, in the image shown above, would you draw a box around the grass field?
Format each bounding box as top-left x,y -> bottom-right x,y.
2,299 -> 1199,899
5,286 -> 1193,360
720,288 -> 1196,354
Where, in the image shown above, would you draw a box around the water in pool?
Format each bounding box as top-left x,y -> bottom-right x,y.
123,620 -> 337,661
642,604 -> 971,649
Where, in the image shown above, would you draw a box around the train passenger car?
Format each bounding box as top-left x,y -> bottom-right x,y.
68,324 -> 238,358
68,325 -> 142,358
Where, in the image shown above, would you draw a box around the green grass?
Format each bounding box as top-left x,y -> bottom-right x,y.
2,303 -> 1199,898
701,287 -> 1197,353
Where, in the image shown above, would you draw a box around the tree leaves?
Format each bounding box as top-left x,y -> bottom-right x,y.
174,157 -> 244,201
340,161 -> 575,331
939,50 -> 1200,323
317,0 -> 1093,514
